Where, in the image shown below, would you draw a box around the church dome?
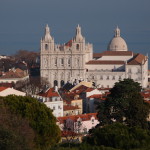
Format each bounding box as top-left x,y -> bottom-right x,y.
107,27 -> 128,51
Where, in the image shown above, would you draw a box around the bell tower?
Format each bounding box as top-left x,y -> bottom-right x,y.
41,24 -> 54,51
72,24 -> 85,52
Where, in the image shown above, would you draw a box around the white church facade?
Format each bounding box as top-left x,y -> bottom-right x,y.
40,25 -> 148,88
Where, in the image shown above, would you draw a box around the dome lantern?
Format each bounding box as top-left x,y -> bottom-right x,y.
107,27 -> 128,51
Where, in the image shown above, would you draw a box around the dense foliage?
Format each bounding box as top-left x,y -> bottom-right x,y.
83,123 -> 150,150
1,95 -> 61,150
97,79 -> 150,128
0,100 -> 35,150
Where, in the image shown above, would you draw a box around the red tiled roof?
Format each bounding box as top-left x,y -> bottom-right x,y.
39,88 -> 59,97
86,60 -> 125,65
0,68 -> 26,79
93,51 -> 133,58
0,83 -> 13,88
85,88 -> 94,92
0,86 -> 8,92
63,92 -> 78,101
141,90 -> 150,99
88,94 -> 103,98
93,53 -> 102,58
63,105 -> 80,111
57,113 -> 98,123
128,53 -> 146,65
70,85 -> 89,94
64,98 -> 81,105
65,40 -> 72,47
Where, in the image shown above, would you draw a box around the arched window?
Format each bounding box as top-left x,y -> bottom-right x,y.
76,44 -> 79,50
60,80 -> 65,87
45,44 -> 48,50
54,80 -> 58,86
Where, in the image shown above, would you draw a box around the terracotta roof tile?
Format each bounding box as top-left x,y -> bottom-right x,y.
0,68 -> 27,79
70,85 -> 89,94
0,86 -> 8,92
85,88 -> 94,92
63,105 -> 80,111
65,40 -> 72,47
39,88 -> 59,97
0,83 -> 13,88
128,53 -> 146,65
93,51 -> 133,58
86,60 -> 125,65
88,94 -> 103,98
57,113 -> 98,123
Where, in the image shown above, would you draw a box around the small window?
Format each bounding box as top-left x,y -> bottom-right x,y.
68,58 -> 71,66
112,76 -> 115,80
61,58 -> 64,66
53,106 -> 55,110
107,76 -> 109,80
45,44 -> 48,50
76,44 -> 79,50
55,58 -> 57,66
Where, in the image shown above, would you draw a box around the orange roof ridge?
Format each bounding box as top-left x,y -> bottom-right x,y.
0,86 -> 8,92
86,60 -> 125,65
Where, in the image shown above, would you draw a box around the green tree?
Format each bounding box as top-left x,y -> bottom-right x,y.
2,95 -> 61,150
83,123 -> 150,150
0,100 -> 35,150
97,79 -> 150,128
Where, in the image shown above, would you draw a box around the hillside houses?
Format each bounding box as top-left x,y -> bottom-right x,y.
0,68 -> 29,83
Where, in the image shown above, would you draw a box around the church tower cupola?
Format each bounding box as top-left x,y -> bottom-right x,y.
74,24 -> 84,41
43,24 -> 53,42
41,24 -> 54,51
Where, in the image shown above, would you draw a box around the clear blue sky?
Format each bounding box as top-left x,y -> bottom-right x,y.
0,0 -> 150,59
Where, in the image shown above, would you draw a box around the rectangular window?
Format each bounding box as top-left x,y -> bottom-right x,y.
68,58 -> 71,66
55,58 -> 57,66
61,58 -> 64,66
